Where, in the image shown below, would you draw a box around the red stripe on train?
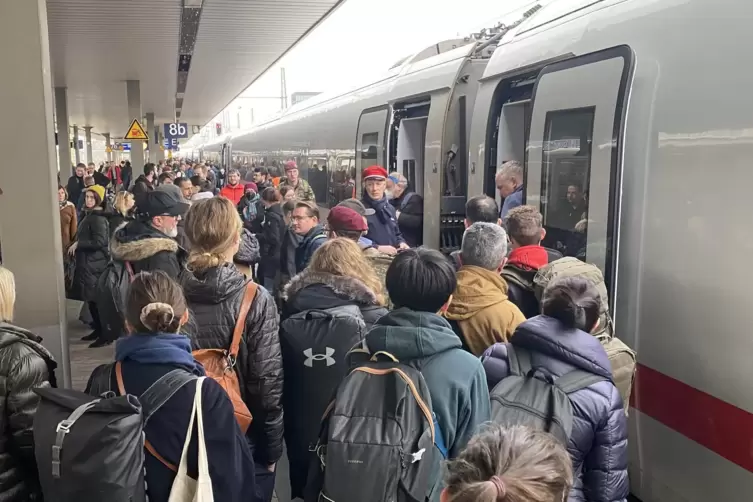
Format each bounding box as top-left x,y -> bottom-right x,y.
631,363 -> 753,473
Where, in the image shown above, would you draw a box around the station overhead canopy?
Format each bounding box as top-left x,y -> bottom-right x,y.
46,0 -> 344,137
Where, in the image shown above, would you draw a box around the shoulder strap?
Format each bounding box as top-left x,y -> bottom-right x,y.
399,192 -> 414,210
501,267 -> 532,291
124,261 -> 134,281
506,344 -> 533,377
230,282 -> 258,358
139,370 -> 198,423
555,370 -> 607,394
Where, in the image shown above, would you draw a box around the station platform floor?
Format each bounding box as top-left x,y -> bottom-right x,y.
65,299 -> 295,502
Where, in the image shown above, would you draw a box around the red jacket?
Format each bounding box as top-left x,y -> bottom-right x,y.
219,183 -> 244,205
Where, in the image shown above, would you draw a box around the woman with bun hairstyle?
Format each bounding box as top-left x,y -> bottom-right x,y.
181,196 -> 283,502
85,271 -> 256,502
443,424 -> 573,502
481,276 -> 629,502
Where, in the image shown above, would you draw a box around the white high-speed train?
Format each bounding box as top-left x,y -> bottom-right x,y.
190,1 -> 753,500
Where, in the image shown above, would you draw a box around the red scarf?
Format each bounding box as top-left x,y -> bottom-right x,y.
507,245 -> 549,271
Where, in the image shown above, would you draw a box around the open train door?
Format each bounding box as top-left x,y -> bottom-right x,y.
355,106 -> 390,197
524,46 -> 633,299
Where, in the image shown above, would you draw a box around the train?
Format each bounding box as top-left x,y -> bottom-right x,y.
186,0 -> 753,500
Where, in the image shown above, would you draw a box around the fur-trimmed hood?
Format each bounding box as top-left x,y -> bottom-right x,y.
110,220 -> 179,262
283,270 -> 378,305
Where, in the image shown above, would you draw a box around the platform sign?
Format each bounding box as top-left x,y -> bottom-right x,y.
164,123 -> 189,140
164,137 -> 179,150
125,119 -> 149,141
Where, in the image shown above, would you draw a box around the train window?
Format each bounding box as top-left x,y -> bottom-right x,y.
525,46 -> 633,297
360,133 -> 379,164
355,107 -> 389,194
539,108 -> 594,258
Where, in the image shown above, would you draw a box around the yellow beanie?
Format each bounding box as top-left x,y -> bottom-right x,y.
87,185 -> 106,204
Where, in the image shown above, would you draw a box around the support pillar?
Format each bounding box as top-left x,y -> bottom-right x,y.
84,126 -> 93,164
0,0 -> 71,387
126,80 -> 144,172
146,112 -> 159,164
54,87 -> 72,174
72,125 -> 80,165
104,133 -> 111,162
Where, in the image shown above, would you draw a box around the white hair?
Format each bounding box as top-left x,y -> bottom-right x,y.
461,222 -> 509,270
496,160 -> 524,182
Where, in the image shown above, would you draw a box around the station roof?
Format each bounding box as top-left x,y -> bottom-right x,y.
47,0 -> 343,138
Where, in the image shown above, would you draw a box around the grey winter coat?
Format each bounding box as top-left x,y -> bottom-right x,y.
481,315 -> 629,502
181,263 -> 284,465
0,323 -> 56,502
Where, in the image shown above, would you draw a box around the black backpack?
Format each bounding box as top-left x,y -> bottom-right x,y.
280,305 -> 367,497
33,369 -> 196,502
304,350 -> 447,502
95,260 -> 133,342
490,345 -> 606,444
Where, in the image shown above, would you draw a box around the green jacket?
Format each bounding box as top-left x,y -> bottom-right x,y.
365,308 -> 491,460
281,177 -> 315,202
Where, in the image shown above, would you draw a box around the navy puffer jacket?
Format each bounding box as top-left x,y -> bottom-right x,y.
481,315 -> 628,502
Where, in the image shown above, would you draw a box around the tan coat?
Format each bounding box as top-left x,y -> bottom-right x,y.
443,265 -> 526,356
59,202 -> 78,251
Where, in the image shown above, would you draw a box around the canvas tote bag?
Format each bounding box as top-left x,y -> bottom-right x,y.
168,377 -> 214,502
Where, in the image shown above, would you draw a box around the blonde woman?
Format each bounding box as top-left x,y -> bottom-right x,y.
180,196 -> 282,502
109,191 -> 135,232
279,237 -> 388,499
0,266 -> 56,502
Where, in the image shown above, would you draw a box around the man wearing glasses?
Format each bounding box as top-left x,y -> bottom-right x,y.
291,201 -> 326,273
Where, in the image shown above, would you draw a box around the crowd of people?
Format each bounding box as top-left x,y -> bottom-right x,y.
0,159 -> 633,502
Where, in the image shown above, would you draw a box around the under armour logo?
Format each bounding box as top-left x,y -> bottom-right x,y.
303,347 -> 336,367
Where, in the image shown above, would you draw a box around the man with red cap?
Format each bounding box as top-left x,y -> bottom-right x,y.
361,165 -> 408,253
280,160 -> 315,203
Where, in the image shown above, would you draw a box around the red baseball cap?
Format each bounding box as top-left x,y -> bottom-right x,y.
363,165 -> 387,180
284,160 -> 298,171
327,206 -> 368,232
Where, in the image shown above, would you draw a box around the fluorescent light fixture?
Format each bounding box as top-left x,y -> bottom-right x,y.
183,0 -> 203,7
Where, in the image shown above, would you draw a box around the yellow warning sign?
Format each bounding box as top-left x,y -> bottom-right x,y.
124,119 -> 149,141
105,146 -> 112,153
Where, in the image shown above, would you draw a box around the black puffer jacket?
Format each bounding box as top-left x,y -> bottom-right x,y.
259,204 -> 285,280
282,270 -> 388,327
110,220 -> 187,280
181,263 -> 284,464
390,190 -> 424,248
0,323 -> 57,502
234,228 -> 260,265
73,209 -> 110,301
481,316 -> 628,502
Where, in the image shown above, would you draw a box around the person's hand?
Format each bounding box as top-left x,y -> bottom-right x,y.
267,463 -> 277,473
398,242 -> 409,250
377,245 -> 398,255
67,242 -> 78,256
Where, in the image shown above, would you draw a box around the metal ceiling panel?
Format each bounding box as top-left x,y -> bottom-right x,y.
45,0 -> 342,139
180,0 -> 343,126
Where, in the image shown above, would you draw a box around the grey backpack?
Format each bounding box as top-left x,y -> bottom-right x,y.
490,345 -> 606,444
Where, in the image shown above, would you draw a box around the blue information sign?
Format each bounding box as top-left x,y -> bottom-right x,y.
164,123 -> 189,140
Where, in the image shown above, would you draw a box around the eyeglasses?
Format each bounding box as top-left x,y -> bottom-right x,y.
290,215 -> 313,222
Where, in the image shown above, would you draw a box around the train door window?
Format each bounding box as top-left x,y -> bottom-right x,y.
396,118 -> 427,193
525,46 -> 633,294
355,107 -> 389,194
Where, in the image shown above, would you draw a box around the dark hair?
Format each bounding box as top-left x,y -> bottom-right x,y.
158,172 -> 174,184
329,228 -> 362,242
126,271 -> 187,334
261,187 -> 281,203
280,185 -> 294,198
254,167 -> 268,176
386,247 -> 456,312
58,185 -> 67,199
76,163 -> 86,169
190,175 -> 203,188
295,201 -> 319,219
466,195 -> 499,224
144,163 -> 156,176
504,205 -> 543,246
281,200 -> 296,215
177,177 -> 193,188
541,276 -> 600,332
444,425 -> 573,502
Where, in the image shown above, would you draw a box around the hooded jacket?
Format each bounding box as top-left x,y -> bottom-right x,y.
365,309 -> 490,462
294,224 -> 326,274
234,228 -> 260,266
503,245 -> 564,318
220,183 -> 245,206
443,265 -> 525,356
481,316 -> 628,502
0,323 -> 56,502
181,264 -> 284,465
282,270 -> 388,327
110,220 -> 186,280
73,209 -> 110,302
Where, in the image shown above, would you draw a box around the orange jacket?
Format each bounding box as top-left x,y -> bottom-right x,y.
219,183 -> 245,206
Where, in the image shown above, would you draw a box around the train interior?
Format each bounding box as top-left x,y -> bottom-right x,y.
389,99 -> 429,193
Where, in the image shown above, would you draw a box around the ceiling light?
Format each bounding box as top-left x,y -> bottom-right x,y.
183,0 -> 203,7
